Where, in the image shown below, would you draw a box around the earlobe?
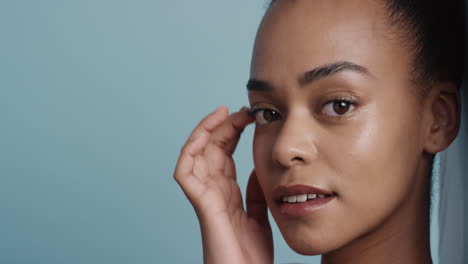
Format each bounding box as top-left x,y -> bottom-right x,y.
423,83 -> 461,154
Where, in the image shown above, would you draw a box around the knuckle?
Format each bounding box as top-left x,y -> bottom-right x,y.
179,146 -> 189,155
231,121 -> 245,133
173,172 -> 181,182
174,173 -> 187,187
211,138 -> 226,149
180,144 -> 196,156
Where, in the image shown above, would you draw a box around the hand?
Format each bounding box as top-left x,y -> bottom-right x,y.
174,106 -> 273,264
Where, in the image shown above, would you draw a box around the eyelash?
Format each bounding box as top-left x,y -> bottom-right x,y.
249,96 -> 357,125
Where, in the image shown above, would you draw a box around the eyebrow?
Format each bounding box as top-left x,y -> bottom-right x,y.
246,61 -> 371,92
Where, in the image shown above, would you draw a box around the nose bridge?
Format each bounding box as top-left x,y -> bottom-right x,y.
272,109 -> 318,168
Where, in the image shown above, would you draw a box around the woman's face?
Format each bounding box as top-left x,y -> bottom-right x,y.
249,0 -> 430,255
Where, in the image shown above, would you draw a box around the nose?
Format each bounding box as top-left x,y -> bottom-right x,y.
271,112 -> 318,168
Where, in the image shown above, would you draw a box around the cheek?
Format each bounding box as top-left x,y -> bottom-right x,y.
252,127 -> 276,187
327,92 -> 421,184
252,125 -> 291,205
323,100 -> 422,244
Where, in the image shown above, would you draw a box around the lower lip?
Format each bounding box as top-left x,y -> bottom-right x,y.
278,196 -> 335,217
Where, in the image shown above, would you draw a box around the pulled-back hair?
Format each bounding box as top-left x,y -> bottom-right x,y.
268,0 -> 466,93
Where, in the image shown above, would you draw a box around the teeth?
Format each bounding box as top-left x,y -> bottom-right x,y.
282,193 -> 328,203
287,196 -> 297,203
296,194 -> 307,202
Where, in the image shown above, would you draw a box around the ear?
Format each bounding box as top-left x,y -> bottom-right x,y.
423,83 -> 461,154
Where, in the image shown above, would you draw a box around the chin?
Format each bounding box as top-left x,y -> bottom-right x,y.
277,222 -> 343,256
287,243 -> 324,256
282,233 -> 335,256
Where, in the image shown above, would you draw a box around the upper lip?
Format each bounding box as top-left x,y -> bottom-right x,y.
272,184 -> 335,202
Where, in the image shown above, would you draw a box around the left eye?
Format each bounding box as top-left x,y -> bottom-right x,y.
322,100 -> 354,116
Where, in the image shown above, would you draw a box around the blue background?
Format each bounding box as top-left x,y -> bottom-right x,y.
0,1 -> 440,263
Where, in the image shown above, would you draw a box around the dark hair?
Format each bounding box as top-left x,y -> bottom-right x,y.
268,0 -> 466,93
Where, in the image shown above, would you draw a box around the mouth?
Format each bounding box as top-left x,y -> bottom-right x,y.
280,193 -> 334,203
272,184 -> 336,217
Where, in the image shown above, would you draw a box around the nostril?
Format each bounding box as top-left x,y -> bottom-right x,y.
272,147 -> 311,168
291,156 -> 304,163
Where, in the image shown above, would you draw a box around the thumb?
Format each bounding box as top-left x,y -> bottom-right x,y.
246,170 -> 271,229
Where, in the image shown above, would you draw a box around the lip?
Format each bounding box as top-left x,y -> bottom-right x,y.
272,184 -> 336,217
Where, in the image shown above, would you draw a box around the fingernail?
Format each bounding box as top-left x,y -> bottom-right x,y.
239,106 -> 247,112
246,107 -> 255,117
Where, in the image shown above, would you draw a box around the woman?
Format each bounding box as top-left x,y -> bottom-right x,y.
174,0 -> 465,263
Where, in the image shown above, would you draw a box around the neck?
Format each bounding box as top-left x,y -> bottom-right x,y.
321,156 -> 433,264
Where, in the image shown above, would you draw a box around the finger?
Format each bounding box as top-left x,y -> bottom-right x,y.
209,106 -> 254,152
174,143 -> 210,202
246,170 -> 271,229
193,154 -> 209,181
224,156 -> 236,180
184,106 -> 229,147
223,107 -> 255,156
204,107 -> 255,176
175,106 -> 229,181
174,134 -> 207,184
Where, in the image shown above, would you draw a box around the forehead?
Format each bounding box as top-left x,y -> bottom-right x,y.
250,0 -> 409,82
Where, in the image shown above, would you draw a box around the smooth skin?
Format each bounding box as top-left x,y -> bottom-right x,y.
174,106 -> 273,263
174,0 -> 461,263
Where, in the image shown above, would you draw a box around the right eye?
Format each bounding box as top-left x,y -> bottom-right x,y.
250,108 -> 281,125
